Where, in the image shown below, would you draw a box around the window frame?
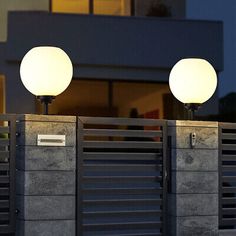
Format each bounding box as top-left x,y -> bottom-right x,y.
50,0 -> 135,16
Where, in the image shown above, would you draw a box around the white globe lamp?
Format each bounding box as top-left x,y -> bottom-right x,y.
20,46 -> 73,114
169,58 -> 217,119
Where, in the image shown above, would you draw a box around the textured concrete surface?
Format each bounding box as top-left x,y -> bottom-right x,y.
172,172 -> 218,194
168,120 -> 218,128
168,126 -> 218,149
17,196 -> 75,220
171,149 -> 218,171
17,114 -> 76,123
16,220 -> 75,236
17,121 -> 76,146
168,121 -> 219,236
16,146 -> 76,171
16,171 -> 75,195
169,193 -> 218,216
170,216 -> 218,236
16,116 -> 77,236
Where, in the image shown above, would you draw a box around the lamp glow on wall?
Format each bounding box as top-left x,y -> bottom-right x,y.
169,58 -> 217,119
20,46 -> 73,115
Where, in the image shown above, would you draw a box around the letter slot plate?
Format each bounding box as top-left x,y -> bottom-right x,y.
37,134 -> 66,146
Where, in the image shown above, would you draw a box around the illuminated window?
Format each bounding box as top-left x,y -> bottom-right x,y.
94,0 -> 131,16
41,79 -> 173,119
52,0 -> 89,14
51,0 -> 131,16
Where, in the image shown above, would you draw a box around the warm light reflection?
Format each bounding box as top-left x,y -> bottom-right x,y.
52,0 -> 131,16
94,0 -> 131,16
52,0 -> 89,14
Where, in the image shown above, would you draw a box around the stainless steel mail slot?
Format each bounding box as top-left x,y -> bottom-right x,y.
37,134 -> 66,146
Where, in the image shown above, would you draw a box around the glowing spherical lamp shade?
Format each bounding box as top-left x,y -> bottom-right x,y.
169,58 -> 217,105
20,46 -> 73,114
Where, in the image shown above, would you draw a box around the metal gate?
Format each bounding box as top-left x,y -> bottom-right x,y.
219,122 -> 236,229
77,117 -> 168,236
0,115 -> 16,235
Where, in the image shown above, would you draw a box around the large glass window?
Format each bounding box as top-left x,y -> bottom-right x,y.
38,79 -> 175,119
51,0 -> 131,16
94,0 -> 131,16
51,0 -> 89,14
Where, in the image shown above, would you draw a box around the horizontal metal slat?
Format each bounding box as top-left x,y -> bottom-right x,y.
221,123 -> 236,128
83,152 -> 162,161
0,225 -> 14,234
95,233 -> 162,236
0,176 -> 9,184
0,127 -> 9,134
220,218 -> 236,226
0,213 -> 9,221
222,187 -> 236,193
83,187 -> 163,195
0,163 -> 9,171
83,176 -> 162,183
222,176 -> 236,182
222,144 -> 236,151
84,209 -> 162,217
0,188 -> 9,196
222,155 -> 236,162
83,141 -> 162,149
79,117 -> 165,127
83,221 -> 162,231
0,151 -> 9,160
222,198 -> 236,204
83,198 -> 162,206
0,200 -> 9,208
84,164 -> 162,172
0,139 -> 9,146
222,166 -> 236,172
222,208 -> 236,215
84,232 -> 162,236
84,129 -> 162,138
222,133 -> 236,140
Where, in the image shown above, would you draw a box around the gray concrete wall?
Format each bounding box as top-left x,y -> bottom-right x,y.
16,115 -> 76,236
168,120 -> 219,236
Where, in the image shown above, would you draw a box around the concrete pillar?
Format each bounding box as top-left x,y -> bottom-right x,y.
168,120 -> 219,236
15,115 -> 76,236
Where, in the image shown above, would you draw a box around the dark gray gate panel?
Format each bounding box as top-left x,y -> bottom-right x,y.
77,117 -> 167,236
0,115 -> 16,234
219,123 -> 236,229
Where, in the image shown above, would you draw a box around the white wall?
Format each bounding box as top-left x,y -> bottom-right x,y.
186,0 -> 236,97
0,0 -> 49,42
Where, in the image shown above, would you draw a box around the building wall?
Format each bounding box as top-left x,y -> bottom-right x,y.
2,12 -> 223,114
0,0 -> 49,42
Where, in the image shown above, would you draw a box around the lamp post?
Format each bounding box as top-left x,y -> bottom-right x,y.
169,58 -> 217,120
20,46 -> 73,115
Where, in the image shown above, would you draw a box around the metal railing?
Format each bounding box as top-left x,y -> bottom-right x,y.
219,122 -> 236,229
77,117 -> 168,236
0,115 -> 16,235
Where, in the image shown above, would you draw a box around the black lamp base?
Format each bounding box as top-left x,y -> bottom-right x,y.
36,96 -> 55,115
184,103 -> 201,120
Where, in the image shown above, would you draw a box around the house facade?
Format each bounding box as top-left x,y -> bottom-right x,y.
0,0 -> 223,119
